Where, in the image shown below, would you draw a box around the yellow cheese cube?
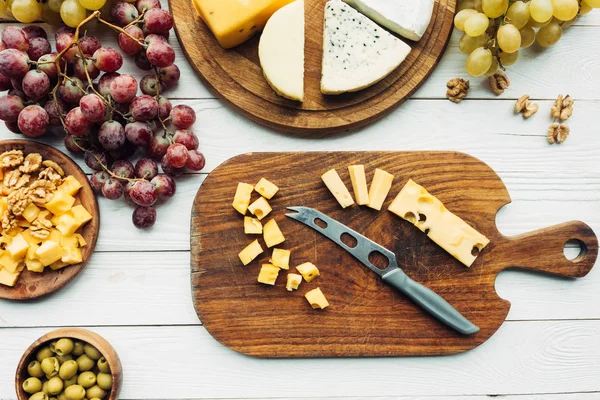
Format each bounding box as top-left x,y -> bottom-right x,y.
232,182 -> 254,215
257,264 -> 280,285
6,233 -> 29,260
263,219 -> 285,248
348,165 -> 370,205
61,235 -> 79,248
16,219 -> 30,228
74,234 -> 87,247
49,260 -> 70,270
55,213 -> 81,237
58,175 -> 83,196
367,168 -> 394,211
22,203 -> 40,223
254,178 -> 279,199
48,228 -> 62,244
22,230 -> 41,246
270,248 -> 290,270
0,251 -> 20,273
248,197 -> 272,220
35,240 -> 63,266
37,210 -> 52,222
27,242 -> 39,260
286,273 -> 302,291
238,239 -> 264,265
244,216 -> 262,234
322,169 -> 354,208
62,247 -> 82,264
305,288 -> 329,309
70,205 -> 92,225
192,0 -> 295,49
0,267 -> 21,287
25,258 -> 44,273
44,190 -> 76,216
296,262 -> 320,282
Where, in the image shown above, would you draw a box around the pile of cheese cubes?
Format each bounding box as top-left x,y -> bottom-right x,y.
233,178 -> 329,310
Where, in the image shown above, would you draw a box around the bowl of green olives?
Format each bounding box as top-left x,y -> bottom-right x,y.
15,328 -> 123,400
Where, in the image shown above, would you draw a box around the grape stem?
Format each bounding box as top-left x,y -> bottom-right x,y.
97,16 -> 147,48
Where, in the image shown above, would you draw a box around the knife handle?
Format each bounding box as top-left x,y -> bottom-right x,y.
383,270 -> 480,335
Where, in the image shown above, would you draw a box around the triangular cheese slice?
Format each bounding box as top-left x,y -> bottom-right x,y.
321,0 -> 411,95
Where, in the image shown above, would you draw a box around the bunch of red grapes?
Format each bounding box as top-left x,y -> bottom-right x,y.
0,0 -> 206,229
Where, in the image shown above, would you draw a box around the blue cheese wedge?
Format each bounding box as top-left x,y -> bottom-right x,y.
343,0 -> 435,41
321,0 -> 412,94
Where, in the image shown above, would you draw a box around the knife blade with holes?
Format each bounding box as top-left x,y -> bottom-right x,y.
286,206 -> 479,335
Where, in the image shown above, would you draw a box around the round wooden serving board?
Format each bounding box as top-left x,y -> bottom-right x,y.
170,0 -> 456,133
0,140 -> 99,300
190,152 -> 598,357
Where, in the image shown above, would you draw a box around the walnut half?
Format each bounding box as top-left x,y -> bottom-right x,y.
514,94 -> 538,118
547,123 -> 570,144
489,73 -> 510,95
0,150 -> 24,168
551,94 -> 574,121
446,78 -> 470,103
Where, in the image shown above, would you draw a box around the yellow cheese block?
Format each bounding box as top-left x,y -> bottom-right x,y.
348,165 -> 369,205
270,248 -> 290,270
254,178 -> 279,199
305,287 -> 329,309
322,169 -> 354,208
55,213 -> 81,237
263,219 -> 285,248
367,168 -> 394,211
244,216 -> 263,234
25,258 -> 44,273
388,179 -> 490,267
62,247 -> 82,264
296,262 -> 319,282
239,239 -> 264,265
248,197 -> 272,221
35,240 -> 64,267
6,233 -> 29,260
192,0 -> 296,49
257,263 -> 280,285
0,251 -> 20,273
70,205 -> 92,225
0,267 -> 21,287
232,182 -> 254,215
44,190 -> 76,216
58,175 -> 83,196
22,203 -> 40,223
285,273 -> 302,291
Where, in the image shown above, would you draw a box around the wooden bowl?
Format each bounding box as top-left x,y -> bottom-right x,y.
15,328 -> 123,400
0,140 -> 99,300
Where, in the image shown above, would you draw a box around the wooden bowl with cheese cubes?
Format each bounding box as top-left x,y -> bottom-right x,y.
0,140 -> 99,300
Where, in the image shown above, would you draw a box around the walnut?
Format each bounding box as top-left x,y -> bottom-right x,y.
489,73 -> 510,95
551,94 -> 574,121
514,94 -> 538,118
4,170 -> 22,189
547,123 -> 570,144
0,150 -> 24,168
38,167 -> 63,186
7,187 -> 32,216
29,180 -> 55,204
19,153 -> 42,173
1,212 -> 16,232
446,78 -> 470,103
30,218 -> 52,239
42,160 -> 64,176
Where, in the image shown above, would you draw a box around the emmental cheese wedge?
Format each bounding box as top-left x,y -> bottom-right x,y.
257,264 -> 280,285
367,168 -> 394,211
239,239 -> 264,265
305,287 -> 329,309
322,169 -> 354,208
388,179 -> 490,267
258,0 -> 305,102
321,0 -> 412,94
348,165 -> 369,205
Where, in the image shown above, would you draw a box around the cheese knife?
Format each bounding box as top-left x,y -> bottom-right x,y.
286,206 -> 480,335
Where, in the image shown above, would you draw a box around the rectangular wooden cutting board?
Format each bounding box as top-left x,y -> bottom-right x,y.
190,152 -> 597,357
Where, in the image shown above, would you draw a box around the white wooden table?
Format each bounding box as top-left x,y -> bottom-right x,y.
1,6 -> 600,399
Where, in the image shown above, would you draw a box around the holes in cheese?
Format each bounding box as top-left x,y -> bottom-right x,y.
286,273 -> 302,291
239,239 -> 264,265
248,197 -> 272,221
232,182 -> 254,215
257,264 -> 280,285
270,248 -> 290,270
254,178 -> 280,199
348,165 -> 369,205
244,217 -> 263,234
321,169 -> 354,208
263,219 -> 285,248
388,179 -> 490,267
296,262 -> 320,282
367,168 -> 394,211
305,287 -> 329,309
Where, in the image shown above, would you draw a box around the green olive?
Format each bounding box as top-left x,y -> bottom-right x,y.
29,392 -> 49,400
59,360 -> 78,380
47,376 -> 64,395
96,357 -> 110,374
77,371 -> 96,388
83,344 -> 102,360
41,357 -> 59,377
55,338 -> 74,356
64,376 -> 78,388
48,340 -> 58,353
56,354 -> 73,365
22,377 -> 42,394
86,385 -> 105,399
76,354 -> 95,372
36,347 -> 54,362
96,372 -> 112,390
64,385 -> 86,400
57,393 -> 68,400
27,360 -> 44,378
71,342 -> 84,357
41,381 -> 49,394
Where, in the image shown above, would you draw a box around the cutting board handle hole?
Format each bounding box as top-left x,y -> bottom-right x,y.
314,218 -> 327,229
368,251 -> 390,270
340,233 -> 358,248
563,239 -> 587,262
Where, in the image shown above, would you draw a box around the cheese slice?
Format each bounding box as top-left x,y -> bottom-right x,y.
343,0 -> 435,41
348,165 -> 369,205
258,0 -> 304,101
388,179 -> 490,267
321,0 -> 412,94
321,169 -> 354,208
192,0 -> 295,49
367,168 -> 394,210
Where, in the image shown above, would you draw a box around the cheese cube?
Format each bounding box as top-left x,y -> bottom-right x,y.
22,230 -> 41,246
270,248 -> 290,270
239,239 -> 264,265
348,165 -> 370,205
62,247 -> 82,264
48,229 -> 62,244
35,240 -> 64,267
22,203 -> 40,223
61,235 -> 79,248
16,219 -> 30,228
26,242 -> 39,261
296,262 -> 320,282
244,217 -> 263,234
58,175 -> 83,196
232,182 -> 254,215
37,210 -> 52,221
322,169 -> 354,208
74,234 -> 87,247
44,190 -> 76,216
254,178 -> 279,199
49,260 -> 70,270
367,168 -> 394,211
257,264 -> 280,285
305,288 -> 329,309
55,213 -> 81,237
0,267 -> 21,287
0,251 -> 20,273
286,273 -> 302,291
263,219 -> 285,248
248,197 -> 272,221
25,258 -> 44,273
6,233 -> 29,260
70,205 -> 92,225
192,0 -> 295,49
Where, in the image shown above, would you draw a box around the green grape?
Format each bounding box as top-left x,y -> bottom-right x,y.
484,57 -> 499,76
579,1 -> 592,13
519,26 -> 536,48
11,0 -> 41,22
41,1 -> 63,24
464,12 -> 489,37
527,16 -> 551,27
48,0 -> 63,12
60,0 -> 86,27
499,50 -> 519,66
459,33 -> 489,54
559,15 -> 577,27
79,0 -> 105,10
458,0 -> 476,10
474,0 -> 483,11
536,21 -> 562,47
466,47 -> 493,76
482,0 -> 508,18
454,9 -> 478,31
497,23 -> 521,53
583,0 -> 600,7
505,1 -> 530,29
530,0 -> 554,22
552,0 -> 578,20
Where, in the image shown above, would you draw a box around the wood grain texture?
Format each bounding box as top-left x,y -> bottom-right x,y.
169,0 -> 456,133
190,152 -> 598,357
0,140 -> 99,300
14,328 -> 122,400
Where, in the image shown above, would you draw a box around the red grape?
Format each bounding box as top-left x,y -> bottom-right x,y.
45,99 -> 65,126
151,174 -> 176,198
134,51 -> 152,70
0,94 -> 24,121
132,206 -> 156,229
144,34 -> 167,44
58,77 -> 85,104
2,27 -> 29,52
93,47 -> 123,73
136,0 -> 160,13
90,170 -> 110,193
118,26 -> 144,55
146,40 -> 175,68
157,95 -> 171,119
110,74 -> 137,103
148,132 -> 170,159
160,154 -> 184,177
165,143 -> 189,168
79,35 -> 101,56
80,94 -> 105,123
97,72 -> 120,97
84,149 -> 109,171
26,38 -> 51,62
170,105 -> 196,129
37,53 -> 58,81
0,49 -> 30,78
98,120 -> 126,150
55,27 -> 77,62
0,73 -> 10,91
125,121 -> 153,147
65,107 -> 91,137
173,129 -> 198,150
130,95 -> 158,121
11,77 -> 22,91
139,74 -> 162,96
158,64 -> 180,87
135,158 -> 158,180
22,26 -> 47,40
102,178 -> 124,200
109,141 -> 136,161
129,179 -> 158,206
18,104 -> 48,137
186,150 -> 205,171
112,160 -> 135,182
143,9 -> 173,34
5,120 -> 21,133
74,58 -> 100,80
8,88 -> 26,100
111,2 -> 139,26
64,134 -> 88,153
22,69 -> 50,101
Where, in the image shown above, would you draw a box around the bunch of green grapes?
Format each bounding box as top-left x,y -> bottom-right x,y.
0,0 -> 118,27
454,0 -> 599,77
